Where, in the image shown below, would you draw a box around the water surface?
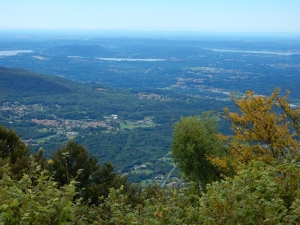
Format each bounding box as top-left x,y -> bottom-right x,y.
0,50 -> 33,56
96,57 -> 166,62
208,49 -> 300,56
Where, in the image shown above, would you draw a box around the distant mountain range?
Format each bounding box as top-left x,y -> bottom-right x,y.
42,43 -> 205,58
44,45 -> 114,57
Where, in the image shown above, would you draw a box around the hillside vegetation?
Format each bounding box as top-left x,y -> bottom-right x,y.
0,66 -> 226,183
0,66 -> 73,98
1,89 -> 300,224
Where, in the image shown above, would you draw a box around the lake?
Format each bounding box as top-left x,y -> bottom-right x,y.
96,57 -> 166,62
208,49 -> 300,56
0,50 -> 33,56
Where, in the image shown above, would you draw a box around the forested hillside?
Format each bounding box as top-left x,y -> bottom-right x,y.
0,66 -> 74,98
0,66 -> 228,183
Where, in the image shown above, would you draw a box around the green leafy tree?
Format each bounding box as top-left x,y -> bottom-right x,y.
171,112 -> 226,191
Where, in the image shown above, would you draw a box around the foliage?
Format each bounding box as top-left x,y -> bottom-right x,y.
0,161 -> 77,224
171,112 -> 226,190
199,160 -> 300,224
216,89 -> 300,169
89,185 -> 202,224
0,155 -> 201,224
2,158 -> 300,224
97,160 -> 300,224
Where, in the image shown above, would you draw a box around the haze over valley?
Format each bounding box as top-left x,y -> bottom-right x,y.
0,32 -> 299,183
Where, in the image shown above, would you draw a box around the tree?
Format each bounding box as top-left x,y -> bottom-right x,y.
50,140 -> 131,204
0,125 -> 28,163
216,89 -> 300,168
0,125 -> 31,179
171,112 -> 226,191
87,162 -> 128,205
50,140 -> 99,188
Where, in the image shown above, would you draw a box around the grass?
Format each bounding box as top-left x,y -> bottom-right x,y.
37,128 -> 49,132
130,169 -> 154,175
120,121 -> 135,130
120,119 -> 158,130
160,152 -> 174,163
141,179 -> 155,187
36,135 -> 56,144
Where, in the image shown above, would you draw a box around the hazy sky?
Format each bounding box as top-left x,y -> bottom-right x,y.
0,0 -> 299,32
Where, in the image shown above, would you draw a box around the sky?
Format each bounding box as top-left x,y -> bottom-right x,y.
0,0 -> 299,33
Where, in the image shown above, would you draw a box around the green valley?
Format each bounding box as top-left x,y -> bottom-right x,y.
0,66 -> 220,183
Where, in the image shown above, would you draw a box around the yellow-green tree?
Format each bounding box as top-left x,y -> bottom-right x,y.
215,88 -> 300,168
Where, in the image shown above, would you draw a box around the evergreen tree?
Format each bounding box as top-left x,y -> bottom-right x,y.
50,140 -> 130,204
50,140 -> 100,190
0,125 -> 30,179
